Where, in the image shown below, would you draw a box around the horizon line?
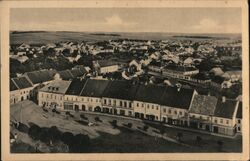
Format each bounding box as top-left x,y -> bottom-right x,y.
10,30 -> 242,35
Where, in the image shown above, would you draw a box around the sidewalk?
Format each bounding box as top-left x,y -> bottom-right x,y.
78,110 -> 239,139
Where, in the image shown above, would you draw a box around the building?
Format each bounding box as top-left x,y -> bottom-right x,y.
79,79 -> 110,112
64,79 -> 88,111
38,80 -> 71,110
188,95 -> 217,131
236,101 -> 242,133
10,77 -> 33,104
161,86 -> 197,126
93,60 -> 119,74
162,65 -> 199,79
212,97 -> 239,136
134,84 -> 166,121
102,80 -> 138,116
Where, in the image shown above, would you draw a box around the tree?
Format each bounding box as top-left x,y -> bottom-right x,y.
28,124 -> 41,140
69,134 -> 90,152
95,116 -> 101,122
196,136 -> 202,145
217,140 -> 224,151
177,132 -> 183,141
61,132 -> 74,145
143,125 -> 149,131
111,120 -> 117,128
127,123 -> 133,128
160,126 -> 166,137
48,126 -> 61,144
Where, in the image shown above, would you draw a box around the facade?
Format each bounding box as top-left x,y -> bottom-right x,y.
10,77 -> 33,104
236,102 -> 242,133
212,98 -> 239,135
93,60 -> 119,74
38,80 -> 71,110
36,78 -> 242,136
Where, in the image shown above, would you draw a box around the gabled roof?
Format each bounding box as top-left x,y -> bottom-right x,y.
10,79 -> 19,91
236,102 -> 242,119
80,79 -> 110,98
70,68 -> 85,78
40,80 -> 72,94
58,70 -> 74,80
12,76 -> 33,89
65,79 -> 87,95
25,70 -> 57,84
160,86 -> 195,109
102,80 -> 139,100
134,84 -> 166,104
214,98 -> 238,119
189,95 -> 217,115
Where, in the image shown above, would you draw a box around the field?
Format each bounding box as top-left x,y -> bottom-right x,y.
10,100 -> 242,153
10,31 -> 240,45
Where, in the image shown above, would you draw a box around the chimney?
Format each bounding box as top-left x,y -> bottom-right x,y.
222,96 -> 226,103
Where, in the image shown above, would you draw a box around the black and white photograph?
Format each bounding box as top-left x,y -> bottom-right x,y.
1,0 -> 249,160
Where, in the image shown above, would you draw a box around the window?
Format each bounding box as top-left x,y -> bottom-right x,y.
104,99 -> 107,105
137,103 -> 139,107
54,95 -> 56,99
168,109 -> 171,114
214,119 -> 217,123
82,98 -> 84,101
120,101 -> 122,107
238,120 -> 241,124
174,111 -> 177,115
179,111 -> 182,115
87,98 -> 89,102
91,98 -> 93,102
220,119 -> 223,124
108,100 -> 111,105
147,104 -> 149,109
226,120 -> 229,124
113,100 -> 116,105
152,105 -> 154,109
142,104 -> 144,107
24,91 -> 25,94
129,102 -> 132,108
163,108 -> 166,113
156,106 -> 158,110
124,102 -> 127,107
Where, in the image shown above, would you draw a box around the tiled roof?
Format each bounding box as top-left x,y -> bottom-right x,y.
80,79 -> 110,98
102,80 -> 139,100
70,68 -> 85,78
12,76 -> 33,89
160,86 -> 195,109
236,102 -> 242,119
189,95 -> 217,115
214,98 -> 238,119
10,79 -> 19,91
40,80 -> 72,94
134,84 -> 166,104
25,70 -> 56,84
58,70 -> 74,80
65,79 -> 88,95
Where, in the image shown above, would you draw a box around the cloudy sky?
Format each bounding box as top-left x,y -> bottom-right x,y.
10,8 -> 241,33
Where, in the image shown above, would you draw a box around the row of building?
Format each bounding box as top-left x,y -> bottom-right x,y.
37,78 -> 242,136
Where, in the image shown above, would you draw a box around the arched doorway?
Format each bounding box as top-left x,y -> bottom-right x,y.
82,105 -> 86,111
74,105 -> 79,111
94,106 -> 101,112
21,96 -> 24,101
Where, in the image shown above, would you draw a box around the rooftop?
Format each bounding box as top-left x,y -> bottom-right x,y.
189,95 -> 217,115
12,76 -> 33,89
65,79 -> 88,95
80,79 -> 110,98
214,98 -> 238,119
40,80 -> 72,94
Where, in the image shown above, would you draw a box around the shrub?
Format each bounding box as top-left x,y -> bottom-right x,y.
143,125 -> 149,131
52,109 -> 56,113
95,116 -> 100,122
48,126 -> 61,142
28,124 -> 41,140
69,134 -> 90,153
127,123 -> 132,128
61,132 -> 74,145
43,108 -> 48,112
65,111 -> 70,115
55,110 -> 61,114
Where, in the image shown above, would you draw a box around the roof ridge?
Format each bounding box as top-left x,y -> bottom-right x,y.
79,79 -> 89,96
11,78 -> 20,89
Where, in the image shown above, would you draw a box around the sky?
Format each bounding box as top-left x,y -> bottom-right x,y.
10,8 -> 242,33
